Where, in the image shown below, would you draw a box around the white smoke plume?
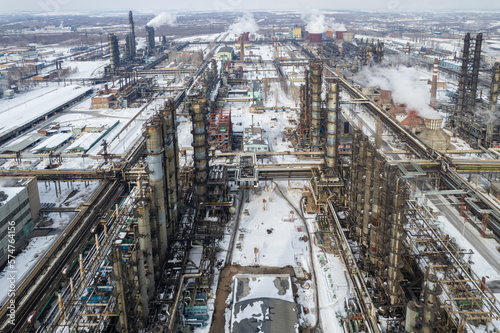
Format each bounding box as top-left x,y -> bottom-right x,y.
355,65 -> 442,119
301,9 -> 346,34
147,12 -> 177,28
228,13 -> 259,35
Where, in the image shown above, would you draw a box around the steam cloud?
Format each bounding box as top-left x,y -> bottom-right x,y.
355,65 -> 442,119
228,13 -> 259,35
301,9 -> 346,34
147,12 -> 177,28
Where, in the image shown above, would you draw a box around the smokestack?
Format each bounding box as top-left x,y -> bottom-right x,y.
240,33 -> 245,62
430,58 -> 438,107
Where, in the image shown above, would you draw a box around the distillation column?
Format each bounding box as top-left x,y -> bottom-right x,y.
108,34 -> 119,72
326,81 -> 339,169
386,177 -> 406,306
113,248 -> 129,333
146,26 -> 155,56
469,33 -> 482,112
145,116 -> 168,262
134,250 -> 149,327
128,11 -> 136,59
486,62 -> 500,143
310,59 -> 323,151
422,274 -> 441,333
136,188 -> 155,297
361,148 -> 373,248
191,102 -> 209,201
491,62 -> 500,112
354,136 -> 367,242
368,157 -> 383,271
162,100 -> 181,230
457,33 -> 470,117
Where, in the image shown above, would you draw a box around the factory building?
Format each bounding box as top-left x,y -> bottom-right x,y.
216,46 -> 234,61
0,177 -> 40,268
291,26 -> 302,39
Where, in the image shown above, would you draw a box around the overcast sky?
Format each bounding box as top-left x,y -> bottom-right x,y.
1,0 -> 499,13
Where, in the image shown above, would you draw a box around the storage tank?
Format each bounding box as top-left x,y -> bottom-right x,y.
309,33 -> 322,43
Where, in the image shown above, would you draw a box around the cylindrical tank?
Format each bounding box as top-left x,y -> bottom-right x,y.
405,300 -> 420,332
309,33 -> 322,43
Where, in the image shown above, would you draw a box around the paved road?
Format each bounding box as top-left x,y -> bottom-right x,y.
429,194 -> 500,274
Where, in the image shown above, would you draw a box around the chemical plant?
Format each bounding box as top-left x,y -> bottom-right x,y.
1,8 -> 500,333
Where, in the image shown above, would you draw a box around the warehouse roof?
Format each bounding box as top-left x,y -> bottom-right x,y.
0,133 -> 44,153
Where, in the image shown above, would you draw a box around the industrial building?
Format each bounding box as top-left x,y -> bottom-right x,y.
0,178 -> 40,268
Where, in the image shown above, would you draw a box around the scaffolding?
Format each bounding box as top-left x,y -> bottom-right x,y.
208,107 -> 232,152
455,33 -> 483,140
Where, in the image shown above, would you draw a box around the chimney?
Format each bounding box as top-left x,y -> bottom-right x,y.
240,34 -> 245,62
104,84 -> 109,94
430,58 -> 438,108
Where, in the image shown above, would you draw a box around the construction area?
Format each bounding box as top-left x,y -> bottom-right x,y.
2,9 -> 500,333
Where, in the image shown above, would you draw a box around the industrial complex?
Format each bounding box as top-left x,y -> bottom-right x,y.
1,8 -> 500,333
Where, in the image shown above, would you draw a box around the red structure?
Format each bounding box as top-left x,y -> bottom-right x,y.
208,108 -> 232,151
236,32 -> 251,47
336,31 -> 347,39
309,33 -> 322,43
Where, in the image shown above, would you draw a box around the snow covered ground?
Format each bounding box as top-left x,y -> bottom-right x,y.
224,181 -> 349,332
0,84 -> 90,139
231,184 -> 308,267
38,180 -> 100,208
0,212 -> 76,305
63,60 -> 107,79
